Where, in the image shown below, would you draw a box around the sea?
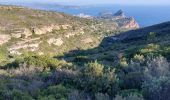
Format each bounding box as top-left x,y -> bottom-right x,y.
0,1 -> 170,27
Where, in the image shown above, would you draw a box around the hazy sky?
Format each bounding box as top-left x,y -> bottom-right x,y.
1,0 -> 170,5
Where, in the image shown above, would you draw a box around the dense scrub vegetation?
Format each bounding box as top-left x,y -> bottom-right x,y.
0,30 -> 169,100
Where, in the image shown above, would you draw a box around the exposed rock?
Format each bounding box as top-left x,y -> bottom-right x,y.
33,24 -> 71,35
118,17 -> 139,29
98,10 -> 139,29
0,34 -> 11,45
11,28 -> 32,38
47,38 -> 63,46
8,38 -> 41,55
33,25 -> 56,35
82,38 -> 93,44
113,9 -> 125,18
98,9 -> 126,19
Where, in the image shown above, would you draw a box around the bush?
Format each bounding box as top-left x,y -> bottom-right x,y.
144,56 -> 170,78
7,55 -> 63,70
0,89 -> 33,100
78,61 -> 118,97
39,84 -> 70,100
142,76 -> 170,100
82,60 -> 104,77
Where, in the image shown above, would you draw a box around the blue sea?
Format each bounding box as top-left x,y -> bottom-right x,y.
0,1 -> 170,27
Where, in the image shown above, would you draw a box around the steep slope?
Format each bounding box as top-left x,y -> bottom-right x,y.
111,21 -> 170,41
62,21 -> 170,65
98,10 -> 139,29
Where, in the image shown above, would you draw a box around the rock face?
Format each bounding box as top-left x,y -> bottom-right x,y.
116,17 -> 139,29
122,17 -> 139,29
11,28 -> 32,38
113,9 -> 125,18
0,34 -> 11,45
33,24 -> 71,35
33,25 -> 60,35
8,38 -> 41,55
98,9 -> 139,29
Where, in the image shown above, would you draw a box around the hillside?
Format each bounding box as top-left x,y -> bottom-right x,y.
0,5 -> 139,64
61,21 -> 170,65
0,5 -> 169,100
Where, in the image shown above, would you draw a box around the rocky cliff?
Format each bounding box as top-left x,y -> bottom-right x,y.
98,10 -> 139,29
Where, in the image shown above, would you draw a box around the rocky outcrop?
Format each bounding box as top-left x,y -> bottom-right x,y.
116,17 -> 139,29
98,10 -> 139,29
33,24 -> 71,35
33,25 -> 60,35
113,9 -> 125,18
0,34 -> 11,45
8,38 -> 41,55
123,18 -> 139,29
47,38 -> 63,46
10,28 -> 32,38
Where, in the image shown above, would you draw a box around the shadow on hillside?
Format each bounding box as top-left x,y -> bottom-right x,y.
56,21 -> 170,66
55,35 -> 128,67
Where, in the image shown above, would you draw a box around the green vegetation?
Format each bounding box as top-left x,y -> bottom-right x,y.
0,5 -> 169,100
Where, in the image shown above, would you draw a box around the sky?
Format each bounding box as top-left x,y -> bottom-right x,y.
0,0 -> 170,6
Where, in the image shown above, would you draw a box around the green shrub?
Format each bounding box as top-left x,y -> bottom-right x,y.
39,84 -> 70,100
142,76 -> 170,100
83,60 -> 104,77
78,61 -> 118,96
6,55 -> 63,70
